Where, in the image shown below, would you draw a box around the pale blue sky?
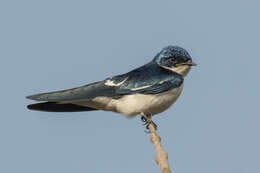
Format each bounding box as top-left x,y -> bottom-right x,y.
1,0 -> 259,173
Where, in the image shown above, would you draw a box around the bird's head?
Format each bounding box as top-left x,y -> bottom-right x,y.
153,46 -> 196,76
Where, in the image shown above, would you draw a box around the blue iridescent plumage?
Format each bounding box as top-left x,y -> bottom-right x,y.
107,61 -> 183,94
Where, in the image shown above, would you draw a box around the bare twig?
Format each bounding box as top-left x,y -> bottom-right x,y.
148,122 -> 172,173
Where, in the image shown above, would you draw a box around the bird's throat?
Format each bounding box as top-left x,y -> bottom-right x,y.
161,65 -> 191,77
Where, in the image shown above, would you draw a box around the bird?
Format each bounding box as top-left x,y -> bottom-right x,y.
27,46 -> 196,129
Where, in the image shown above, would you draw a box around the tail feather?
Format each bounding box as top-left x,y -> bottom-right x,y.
27,102 -> 98,112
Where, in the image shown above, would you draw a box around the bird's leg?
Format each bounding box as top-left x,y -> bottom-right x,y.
140,113 -> 157,131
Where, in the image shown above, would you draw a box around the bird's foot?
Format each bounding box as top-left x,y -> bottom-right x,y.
141,114 -> 157,132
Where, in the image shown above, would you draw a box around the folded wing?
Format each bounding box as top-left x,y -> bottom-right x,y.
26,81 -> 119,102
27,62 -> 183,103
101,63 -> 183,95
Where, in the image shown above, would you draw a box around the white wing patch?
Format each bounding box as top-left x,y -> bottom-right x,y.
159,80 -> 167,84
130,85 -> 151,91
104,77 -> 128,86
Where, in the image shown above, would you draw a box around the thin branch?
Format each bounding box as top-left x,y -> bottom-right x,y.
148,123 -> 172,173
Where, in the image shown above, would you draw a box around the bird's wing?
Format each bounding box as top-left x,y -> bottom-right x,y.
117,76 -> 183,94
105,62 -> 184,95
26,62 -> 183,102
26,81 -> 120,102
113,73 -> 183,95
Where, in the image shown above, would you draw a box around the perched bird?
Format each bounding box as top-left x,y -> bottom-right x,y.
27,46 -> 196,128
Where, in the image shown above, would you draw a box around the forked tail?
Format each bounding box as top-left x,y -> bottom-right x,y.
27,102 -> 98,112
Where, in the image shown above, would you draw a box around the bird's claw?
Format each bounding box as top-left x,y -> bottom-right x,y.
141,115 -> 157,132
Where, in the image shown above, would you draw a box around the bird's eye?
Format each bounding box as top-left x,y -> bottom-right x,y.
168,58 -> 177,63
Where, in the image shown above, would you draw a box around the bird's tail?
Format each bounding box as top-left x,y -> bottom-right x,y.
27,102 -> 98,112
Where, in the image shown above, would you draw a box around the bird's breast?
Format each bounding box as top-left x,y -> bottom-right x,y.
113,84 -> 184,116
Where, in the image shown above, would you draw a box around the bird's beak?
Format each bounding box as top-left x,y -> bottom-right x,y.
176,60 -> 197,67
186,60 -> 197,66
189,62 -> 197,66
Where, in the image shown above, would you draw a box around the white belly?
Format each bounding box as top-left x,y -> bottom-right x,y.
74,84 -> 184,117
114,84 -> 183,116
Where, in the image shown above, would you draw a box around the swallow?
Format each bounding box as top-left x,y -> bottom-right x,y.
27,46 -> 196,129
